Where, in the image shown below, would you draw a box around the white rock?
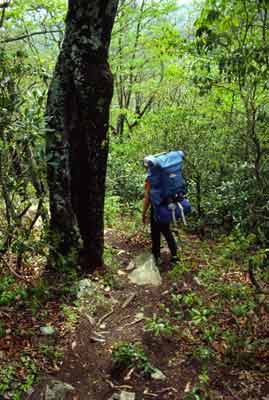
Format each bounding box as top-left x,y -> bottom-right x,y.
40,326 -> 55,335
151,368 -> 166,381
120,391 -> 136,400
128,252 -> 161,287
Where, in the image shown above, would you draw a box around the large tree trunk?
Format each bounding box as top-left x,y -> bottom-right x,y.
46,0 -> 119,270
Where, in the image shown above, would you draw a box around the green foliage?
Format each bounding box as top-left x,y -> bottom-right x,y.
112,342 -> 155,375
61,304 -> 80,329
0,356 -> 37,399
110,0 -> 179,138
103,246 -> 123,289
194,347 -> 213,363
218,228 -> 257,264
169,260 -> 192,281
0,275 -> 27,306
17,355 -> 37,394
193,0 -> 269,239
201,325 -> 220,344
106,143 -> 144,207
248,247 -> 269,292
0,365 -> 15,397
197,264 -> 220,286
231,301 -> 256,318
39,344 -> 63,361
190,307 -> 210,326
173,291 -> 203,308
105,195 -> 122,227
184,369 -> 210,400
23,278 -> 53,313
144,313 -> 175,337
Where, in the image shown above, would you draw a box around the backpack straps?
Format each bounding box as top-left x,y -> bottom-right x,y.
168,203 -> 177,225
168,201 -> 187,226
177,202 -> 187,226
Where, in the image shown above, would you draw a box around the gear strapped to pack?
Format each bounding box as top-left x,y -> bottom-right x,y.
144,151 -> 191,225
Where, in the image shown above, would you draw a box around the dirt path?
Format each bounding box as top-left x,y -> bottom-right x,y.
27,230 -> 193,399
27,230 -> 269,400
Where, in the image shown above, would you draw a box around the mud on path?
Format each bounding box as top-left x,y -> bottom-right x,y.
27,229 -> 269,400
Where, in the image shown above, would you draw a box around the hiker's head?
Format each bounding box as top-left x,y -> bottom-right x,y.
143,157 -> 149,169
179,150 -> 185,159
143,155 -> 155,169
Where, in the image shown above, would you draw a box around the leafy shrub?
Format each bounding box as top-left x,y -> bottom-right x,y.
107,143 -> 144,207
0,275 -> 27,306
169,261 -> 191,281
144,313 -> 175,337
218,228 -> 257,264
0,356 -> 37,399
112,342 -> 155,374
104,195 -> 121,226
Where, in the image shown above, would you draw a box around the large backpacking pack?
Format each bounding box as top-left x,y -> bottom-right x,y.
144,151 -> 191,224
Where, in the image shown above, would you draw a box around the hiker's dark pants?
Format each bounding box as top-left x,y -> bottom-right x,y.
150,207 -> 177,260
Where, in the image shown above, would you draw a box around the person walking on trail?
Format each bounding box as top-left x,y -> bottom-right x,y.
142,150 -> 191,267
142,176 -> 178,266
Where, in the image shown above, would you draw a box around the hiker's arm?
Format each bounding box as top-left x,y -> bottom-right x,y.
142,179 -> 150,224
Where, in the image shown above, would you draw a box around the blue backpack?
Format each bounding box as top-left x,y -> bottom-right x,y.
144,151 -> 191,224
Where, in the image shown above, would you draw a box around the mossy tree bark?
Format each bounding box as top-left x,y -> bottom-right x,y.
46,0 -> 119,271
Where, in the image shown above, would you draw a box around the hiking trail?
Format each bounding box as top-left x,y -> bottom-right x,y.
27,229 -> 269,400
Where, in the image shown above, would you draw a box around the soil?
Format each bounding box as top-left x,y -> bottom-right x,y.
26,229 -> 269,400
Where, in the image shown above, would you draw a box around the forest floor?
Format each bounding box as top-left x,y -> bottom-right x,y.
1,227 -> 269,399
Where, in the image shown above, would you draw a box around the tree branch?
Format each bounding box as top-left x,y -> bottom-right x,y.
0,1 -> 10,8
0,29 -> 63,44
127,94 -> 155,130
0,0 -> 11,27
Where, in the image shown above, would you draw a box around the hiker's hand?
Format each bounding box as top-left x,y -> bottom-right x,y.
142,213 -> 148,224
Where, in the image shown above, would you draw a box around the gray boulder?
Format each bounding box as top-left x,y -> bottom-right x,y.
44,379 -> 75,400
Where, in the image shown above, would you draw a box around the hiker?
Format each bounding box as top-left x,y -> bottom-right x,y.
142,176 -> 178,265
142,151 -> 190,266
